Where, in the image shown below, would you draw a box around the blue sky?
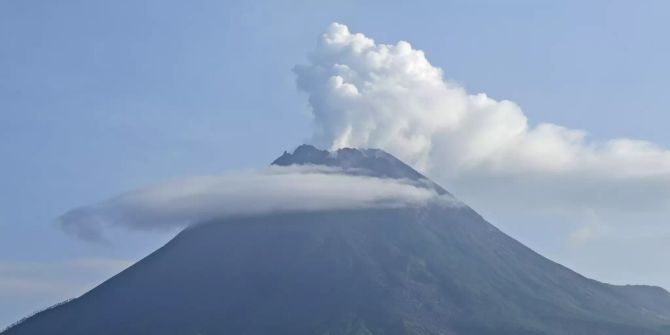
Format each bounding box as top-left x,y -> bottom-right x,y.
2,0 -> 670,328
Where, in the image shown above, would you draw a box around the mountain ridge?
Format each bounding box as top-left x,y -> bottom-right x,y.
4,145 -> 670,335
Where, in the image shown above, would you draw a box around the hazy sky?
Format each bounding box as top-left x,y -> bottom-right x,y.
2,0 -> 670,328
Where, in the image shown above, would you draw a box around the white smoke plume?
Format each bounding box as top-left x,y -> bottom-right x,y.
294,23 -> 670,218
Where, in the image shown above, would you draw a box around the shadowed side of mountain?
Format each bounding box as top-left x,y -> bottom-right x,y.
5,205 -> 670,335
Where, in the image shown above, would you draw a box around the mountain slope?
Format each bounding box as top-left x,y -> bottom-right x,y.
4,145 -> 670,335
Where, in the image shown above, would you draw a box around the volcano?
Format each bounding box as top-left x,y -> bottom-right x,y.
4,145 -> 670,335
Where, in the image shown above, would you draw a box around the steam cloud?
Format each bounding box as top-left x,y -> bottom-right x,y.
296,23 -> 670,178
59,166 -> 448,241
294,23 -> 670,232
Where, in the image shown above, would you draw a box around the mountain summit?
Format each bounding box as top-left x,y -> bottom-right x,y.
4,146 -> 670,335
272,144 -> 424,180
272,144 -> 447,194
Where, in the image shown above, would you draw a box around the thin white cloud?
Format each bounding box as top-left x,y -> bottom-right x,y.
59,166 -> 450,241
0,258 -> 132,298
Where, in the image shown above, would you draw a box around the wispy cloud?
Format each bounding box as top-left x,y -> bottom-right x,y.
59,165 -> 450,241
0,258 -> 132,298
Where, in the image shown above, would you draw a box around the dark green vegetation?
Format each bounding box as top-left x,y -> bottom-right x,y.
5,145 -> 670,334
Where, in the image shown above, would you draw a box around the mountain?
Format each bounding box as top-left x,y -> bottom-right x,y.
4,145 -> 670,335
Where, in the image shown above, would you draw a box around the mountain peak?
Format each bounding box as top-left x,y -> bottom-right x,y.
7,145 -> 670,335
272,144 -> 447,194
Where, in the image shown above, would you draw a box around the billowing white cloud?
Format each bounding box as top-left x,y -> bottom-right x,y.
59,166 -> 449,241
296,23 -> 670,178
295,22 -> 670,218
294,23 -> 670,287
